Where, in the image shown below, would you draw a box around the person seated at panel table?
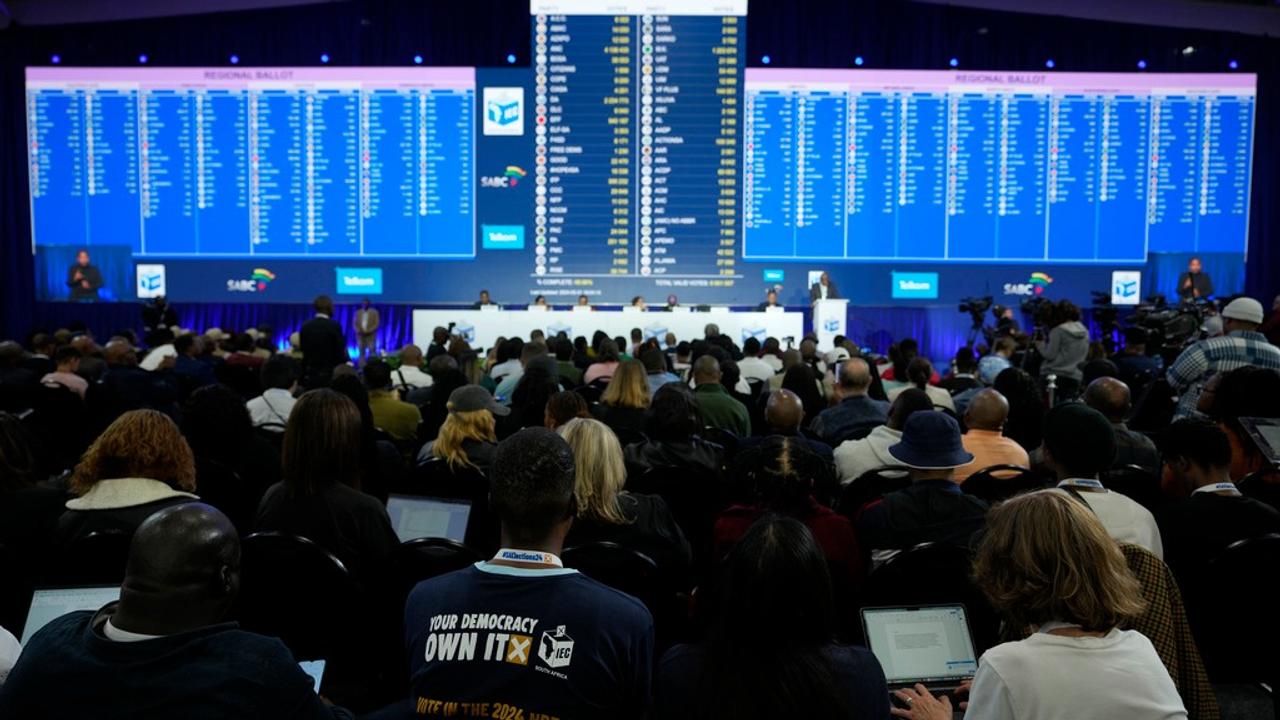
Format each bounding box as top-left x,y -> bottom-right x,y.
631,295 -> 648,311
663,294 -> 679,312
756,288 -> 782,311
472,289 -> 497,309
576,294 -> 592,309
531,294 -> 549,308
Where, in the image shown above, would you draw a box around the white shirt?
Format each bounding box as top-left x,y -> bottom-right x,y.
1057,480 -> 1164,558
966,629 -> 1187,720
490,359 -> 523,383
394,364 -> 433,389
834,425 -> 905,485
819,284 -> 829,299
762,354 -> 783,373
886,383 -> 956,412
737,355 -> 776,383
139,344 -> 176,371
0,626 -> 19,687
246,388 -> 297,431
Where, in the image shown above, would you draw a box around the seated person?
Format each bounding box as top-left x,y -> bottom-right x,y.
183,385 -> 281,535
886,357 -> 955,412
553,338 -> 584,388
811,357 -> 890,446
1113,327 -> 1162,393
0,503 -> 353,718
495,341 -> 549,403
419,385 -> 505,473
1042,403 -> 1163,558
393,344 -> 434,389
544,390 -> 590,430
584,338 -> 623,385
894,491 -> 1186,720
1083,377 -> 1159,471
641,348 -> 679,397
716,437 -> 863,585
222,332 -> 265,369
40,345 -> 88,398
1155,419 -> 1280,595
656,517 -> 888,720
363,360 -> 422,442
246,354 -> 298,432
834,388 -> 933,485
691,356 -> 750,437
58,409 -> 199,546
856,412 -> 989,556
953,389 -> 1030,483
591,360 -> 651,442
623,384 -> 723,477
736,337 -> 776,384
558,418 -> 691,588
403,428 -> 654,719
939,346 -> 982,396
740,389 -> 834,465
254,389 -> 399,572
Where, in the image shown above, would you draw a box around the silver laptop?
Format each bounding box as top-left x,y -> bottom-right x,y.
386,494 -> 472,543
1239,417 -> 1280,467
862,604 -> 978,694
22,586 -> 121,644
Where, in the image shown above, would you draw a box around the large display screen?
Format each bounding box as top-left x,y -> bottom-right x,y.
24,2 -> 1254,306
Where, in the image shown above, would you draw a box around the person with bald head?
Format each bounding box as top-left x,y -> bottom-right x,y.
953,389 -> 1030,482
810,356 -> 890,446
692,354 -> 750,436
0,503 -> 353,718
394,344 -> 433,389
735,389 -> 836,469
1084,376 -> 1160,471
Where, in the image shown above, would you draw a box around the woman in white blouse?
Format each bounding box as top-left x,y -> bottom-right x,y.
890,490 -> 1187,720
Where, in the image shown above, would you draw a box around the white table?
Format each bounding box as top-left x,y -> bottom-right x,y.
411,307 -> 804,350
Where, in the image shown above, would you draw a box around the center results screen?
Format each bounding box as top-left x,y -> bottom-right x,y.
25,0 -> 1254,306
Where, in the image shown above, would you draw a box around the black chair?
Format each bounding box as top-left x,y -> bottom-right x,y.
0,543 -> 33,638
237,532 -> 364,661
836,466 -> 910,518
630,465 -> 723,569
401,459 -> 498,555
862,542 -> 1001,654
700,426 -> 739,458
1195,534 -> 1280,685
563,542 -> 661,609
1100,464 -> 1162,511
50,529 -> 133,585
961,464 -> 1045,504
381,538 -> 484,615
576,378 -> 611,404
214,363 -> 262,401
1238,469 -> 1280,513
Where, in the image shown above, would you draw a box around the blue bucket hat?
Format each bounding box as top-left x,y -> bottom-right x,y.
888,411 -> 974,470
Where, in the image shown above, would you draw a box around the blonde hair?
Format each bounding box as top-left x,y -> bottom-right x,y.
600,359 -> 650,410
72,409 -> 196,495
557,418 -> 629,525
433,405 -> 497,470
974,490 -> 1147,633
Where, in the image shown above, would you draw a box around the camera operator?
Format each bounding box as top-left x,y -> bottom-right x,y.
1166,297 -> 1280,418
1035,299 -> 1089,402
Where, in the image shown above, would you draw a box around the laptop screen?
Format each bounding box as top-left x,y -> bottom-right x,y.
1239,417 -> 1280,466
862,605 -> 978,685
386,494 -> 471,543
22,586 -> 121,644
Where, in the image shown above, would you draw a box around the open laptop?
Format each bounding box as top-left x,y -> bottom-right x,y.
1239,417 -> 1280,467
385,494 -> 472,543
22,585 -> 121,644
862,604 -> 978,696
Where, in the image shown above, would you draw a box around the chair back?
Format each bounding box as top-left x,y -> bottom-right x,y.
837,466 -> 910,518
1100,464 -> 1162,511
563,542 -> 661,609
961,465 -> 1044,504
629,465 -> 722,566
402,459 -> 498,554
700,426 -> 739,458
576,378 -> 611,404
1238,470 -> 1280,513
214,363 -> 262,400
53,529 -> 133,585
237,532 -> 362,660
863,542 -> 1000,653
1197,534 -> 1280,683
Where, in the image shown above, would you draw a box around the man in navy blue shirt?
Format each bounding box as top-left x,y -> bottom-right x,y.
404,427 -> 654,719
810,357 -> 889,446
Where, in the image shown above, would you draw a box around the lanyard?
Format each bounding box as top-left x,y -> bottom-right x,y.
492,548 -> 563,568
1192,482 -> 1242,497
1057,478 -> 1106,491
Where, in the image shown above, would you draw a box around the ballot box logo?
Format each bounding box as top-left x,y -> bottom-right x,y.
741,326 -> 767,344
136,264 -> 166,299
643,323 -> 669,340
823,318 -> 841,333
1111,271 -> 1141,306
538,626 -> 574,670
547,322 -> 572,338
483,87 -> 524,136
454,323 -> 476,344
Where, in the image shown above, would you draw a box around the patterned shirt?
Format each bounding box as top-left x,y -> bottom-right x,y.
1166,331 -> 1280,417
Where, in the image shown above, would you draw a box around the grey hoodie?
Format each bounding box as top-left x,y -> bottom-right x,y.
1037,320 -> 1089,380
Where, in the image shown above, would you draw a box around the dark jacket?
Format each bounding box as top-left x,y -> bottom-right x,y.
810,395 -> 890,446
591,403 -> 649,442
298,315 -> 347,380
623,439 -> 723,478
0,607 -> 352,719
1177,271 -> 1214,300
254,481 -> 399,572
856,480 -> 989,552
57,477 -> 200,547
809,280 -> 841,302
66,263 -> 104,301
566,492 -> 693,590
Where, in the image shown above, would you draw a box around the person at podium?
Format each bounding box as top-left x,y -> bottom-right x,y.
757,289 -> 782,311
809,272 -> 840,302
1177,257 -> 1214,301
472,289 -> 497,309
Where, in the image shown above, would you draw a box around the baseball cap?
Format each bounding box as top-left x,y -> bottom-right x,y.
1222,297 -> 1264,325
447,385 -> 510,416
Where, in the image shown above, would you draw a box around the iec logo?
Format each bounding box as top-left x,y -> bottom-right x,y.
547,322 -> 572,338
335,267 -> 383,295
891,272 -> 939,300
482,225 -> 526,250
454,323 -> 477,344
136,264 -> 166,299
483,87 -> 524,136
643,323 -> 669,341
226,267 -> 275,293
538,626 -> 575,670
1002,271 -> 1054,297
823,318 -> 842,333
741,326 -> 767,343
1111,271 -> 1142,306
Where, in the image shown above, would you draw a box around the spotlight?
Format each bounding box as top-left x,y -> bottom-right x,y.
854,55 -> 864,66
320,53 -> 330,64
51,54 -> 61,64
949,57 -> 958,68
506,53 -> 517,64
1229,59 -> 1239,70
230,55 -> 240,65
1045,59 -> 1055,69
761,54 -> 771,65
1137,59 -> 1147,69
138,54 -> 149,64
1181,46 -> 1195,56
413,54 -> 423,65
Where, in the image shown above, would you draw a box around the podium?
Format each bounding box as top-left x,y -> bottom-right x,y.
812,298 -> 848,350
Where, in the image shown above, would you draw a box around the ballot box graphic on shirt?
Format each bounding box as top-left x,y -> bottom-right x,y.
538,626 -> 575,669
